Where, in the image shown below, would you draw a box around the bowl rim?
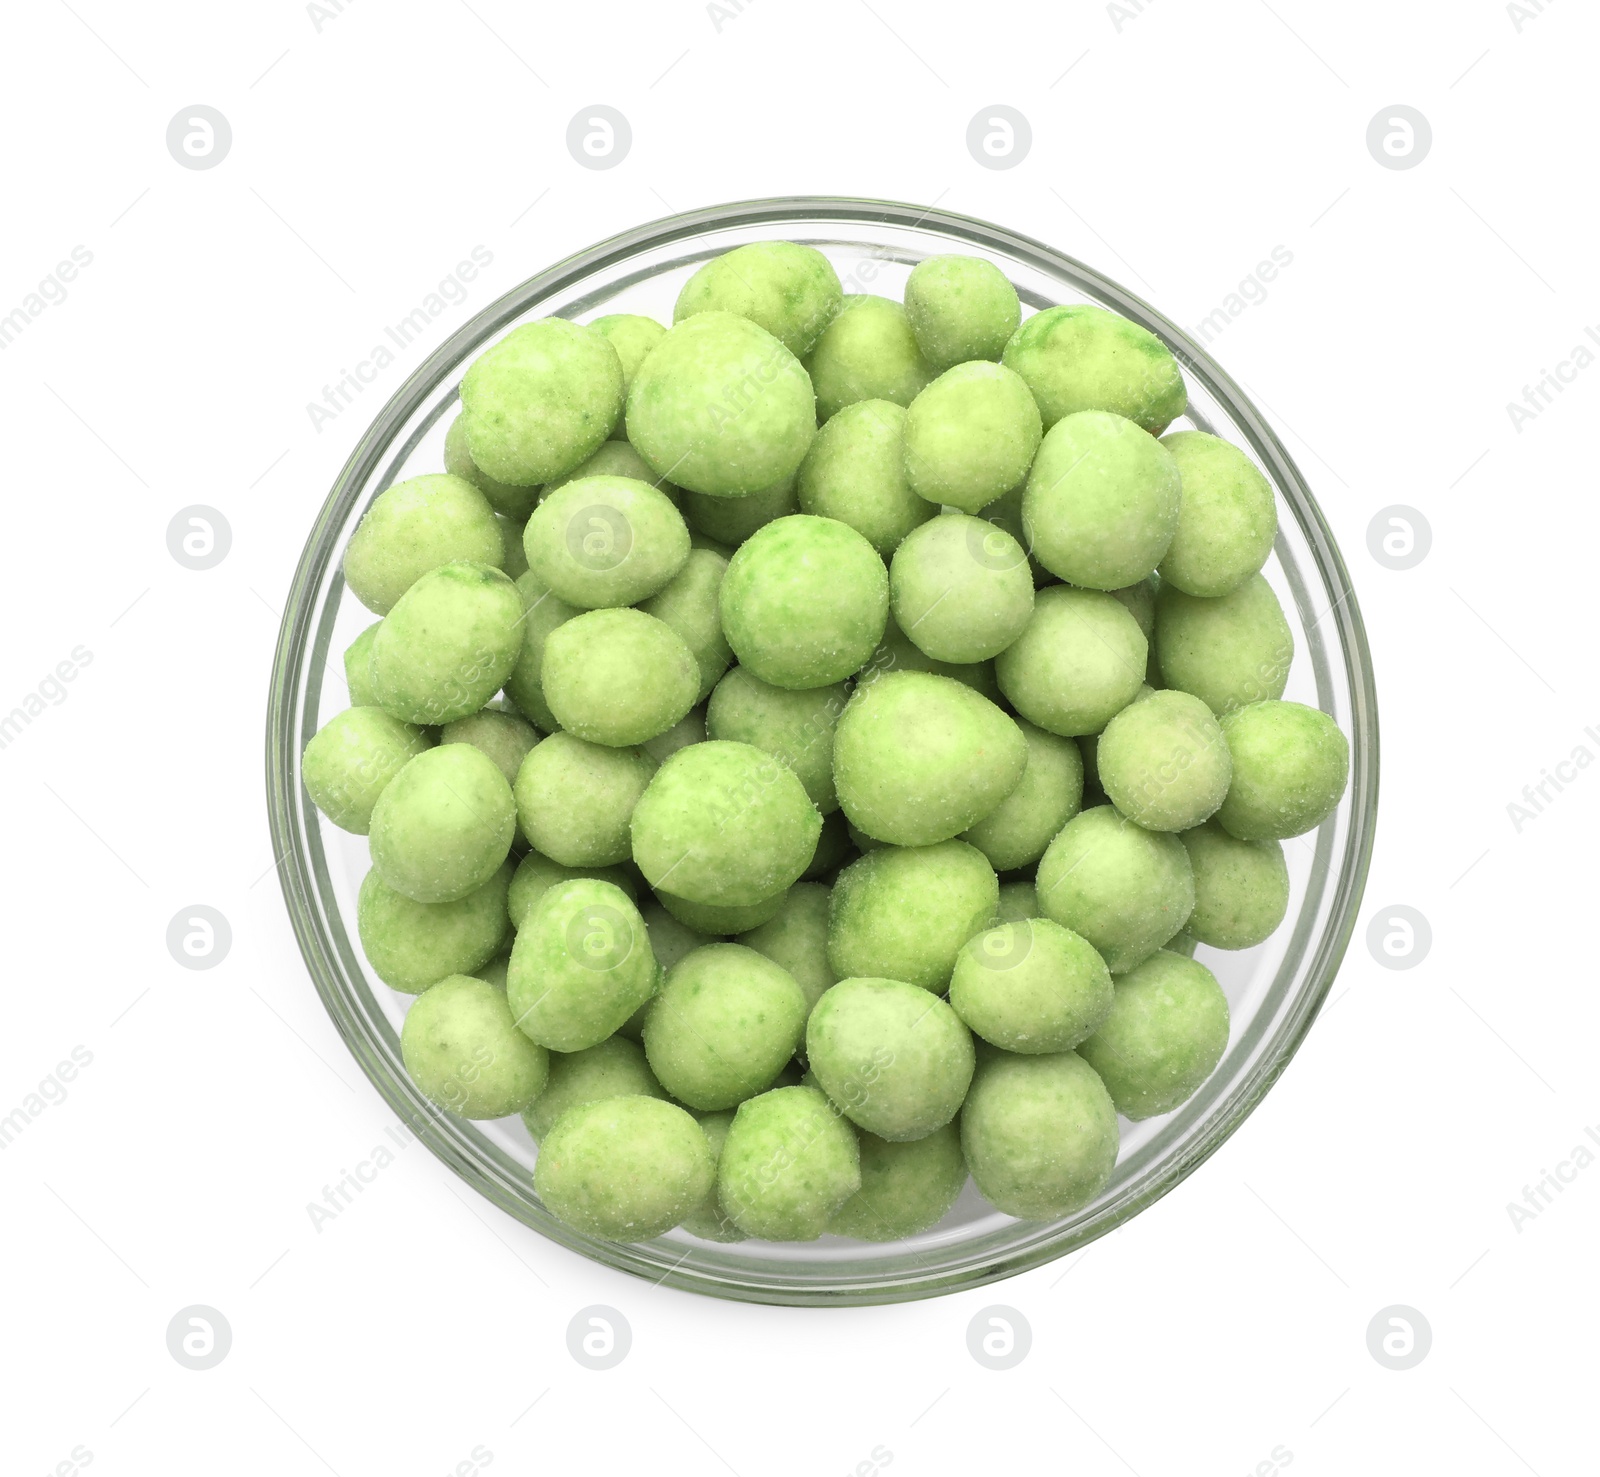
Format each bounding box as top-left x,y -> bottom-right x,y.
265,194 -> 1379,1306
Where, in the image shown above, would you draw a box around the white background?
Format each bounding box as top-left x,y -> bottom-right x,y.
2,1 -> 1595,1473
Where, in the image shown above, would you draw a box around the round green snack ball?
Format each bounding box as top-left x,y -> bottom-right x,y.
1215,700 -> 1350,841
1180,822 -> 1289,950
680,1110 -> 746,1242
806,977 -> 974,1141
827,841 -> 998,992
833,672 -> 1026,846
508,879 -> 656,1051
525,475 -> 690,609
736,881 -> 835,1015
804,295 -> 933,422
1036,806 -> 1194,974
1001,303 -> 1187,434
513,732 -> 656,867
541,608 -> 698,748
827,1124 -> 966,1240
503,571 -> 579,731
802,810 -> 854,881
1023,410 -> 1181,589
444,413 -> 540,520
619,901 -> 715,1043
357,863 -> 510,993
683,475 -> 798,546
369,744 -> 515,904
642,707 -> 706,766
720,515 -> 888,690
534,1096 -> 714,1241
460,318 -> 624,485
401,973 -> 549,1119
856,614 -> 1001,702
508,851 -> 636,930
343,622 -> 381,706
718,1085 -> 861,1240
473,953 -> 512,989
976,481 -> 1050,587
627,311 -> 816,497
960,1050 -> 1119,1219
542,438 -> 681,503
960,719 -> 1083,871
1078,950 -> 1230,1119
904,254 -> 1022,371
371,563 -> 524,726
996,880 -> 1037,925
499,515 -> 530,580
439,705 -> 540,787
1110,576 -> 1159,641
656,887 -> 789,935
1154,574 -> 1295,716
638,548 -> 732,702
889,513 -> 1034,664
995,586 -> 1147,738
950,919 -> 1113,1054
1158,431 -> 1277,597
643,943 -> 808,1110
303,707 -> 432,835
520,1036 -> 665,1140
903,362 -> 1042,514
673,241 -> 842,358
796,399 -> 934,556
589,313 -> 667,393
707,667 -> 848,814
630,740 -> 821,906
343,474 -> 504,616
1097,689 -> 1232,832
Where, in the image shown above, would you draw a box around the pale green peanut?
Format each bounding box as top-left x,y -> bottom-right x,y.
590,314 -> 667,393
302,707 -> 432,834
498,516 -> 529,580
976,481 -> 1051,587
343,622 -> 381,706
655,887 -> 789,935
401,973 -> 549,1119
524,475 -> 690,609
356,862 -> 511,994
541,608 -> 699,747
542,438 -> 682,503
736,881 -> 835,1015
1154,574 -> 1294,716
444,412 -> 540,519
827,1124 -> 967,1240
343,474 -> 503,615
1097,689 -> 1232,832
950,918 -> 1113,1054
513,731 -> 656,867
637,548 -> 733,702
473,954 -> 511,989
904,254 -> 1021,371
641,707 -> 706,766
1180,822 -> 1289,950
617,901 -> 715,1042
855,613 -> 1001,702
796,399 -> 934,556
718,1085 -> 861,1240
1158,431 -> 1277,597
996,880 -> 1037,924
1215,700 -> 1349,841
673,241 -> 842,357
802,811 -> 855,881
804,295 -> 933,422
369,744 -> 515,904
508,851 -> 636,930
903,362 -> 1042,514
960,719 -> 1083,871
889,513 -> 1034,664
520,1036 -> 665,1140
503,570 -> 580,732
683,475 -> 798,546
681,1110 -> 746,1242
995,586 -> 1147,737
440,704 -> 540,786
707,666 -> 848,813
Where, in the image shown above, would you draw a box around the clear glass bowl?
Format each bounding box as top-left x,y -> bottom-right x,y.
265,197 -> 1378,1306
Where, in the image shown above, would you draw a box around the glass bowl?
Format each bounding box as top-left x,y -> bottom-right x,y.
266,197 -> 1378,1306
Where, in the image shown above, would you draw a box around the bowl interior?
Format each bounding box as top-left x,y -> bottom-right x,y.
267,198 -> 1377,1306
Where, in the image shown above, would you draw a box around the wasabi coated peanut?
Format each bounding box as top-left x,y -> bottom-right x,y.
995,586 -> 1147,737
1096,689 -> 1232,833
975,482 -> 1050,588
1078,950 -> 1230,1119
642,707 -> 706,766
856,613 -> 1001,702
1023,411 -> 1182,589
626,311 -> 817,496
541,608 -> 699,747
806,977 -> 975,1141
473,954 -> 511,989
1158,431 -> 1277,598
828,1124 -> 966,1240
904,254 -> 1022,371
995,880 -> 1037,924
681,1110 -> 745,1242
960,1050 -> 1120,1220
589,314 -> 667,393
356,863 -> 511,993
717,1085 -> 861,1240
400,973 -> 549,1119
803,810 -> 855,881
508,850 -> 636,930
499,515 -> 530,581
503,571 -> 579,732
302,707 -> 432,834
796,399 -> 935,556
683,475 -> 798,546
656,886 -> 789,936
1002,303 -> 1187,435
520,1036 -> 665,1140
1110,575 -> 1158,642
803,295 -> 932,423
616,900 -> 713,1042
950,919 -> 1113,1054
542,439 -> 681,503
630,740 -> 821,906
343,474 -> 504,615
1180,822 -> 1289,950
1036,806 -> 1194,973
1215,700 -> 1350,841
444,413 -> 541,520
736,881 -> 835,1014
833,672 -> 1026,846
371,563 -> 524,725
643,943 -> 808,1110
513,732 -> 656,867
903,362 -> 1042,515
343,622 -> 381,706
719,515 -> 888,690
534,1096 -> 714,1241
507,878 -> 656,1051
369,745 -> 516,904
706,666 -> 849,813
673,241 -> 842,358
439,704 -> 540,786
1154,573 -> 1294,716
638,548 -> 733,702
524,475 -> 690,609
889,514 -> 1034,664
960,719 -> 1083,872
459,318 -> 624,486
828,841 -> 998,992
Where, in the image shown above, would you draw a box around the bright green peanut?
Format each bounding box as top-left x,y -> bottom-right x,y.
439,704 -> 540,786
508,850 -> 636,930
638,548 -> 733,702
401,973 -> 549,1119
589,314 -> 667,393
795,399 -> 934,556
513,731 -> 656,867
1079,950 -> 1230,1119
1154,574 -> 1294,716
950,919 -> 1113,1054
706,666 -> 849,813
903,362 -> 1042,514
343,474 -> 504,615
904,254 -> 1021,371
673,241 -> 842,357
520,1036 -> 665,1140
302,707 -> 432,834
459,318 -> 624,485
1096,689 -> 1232,832
369,744 -> 515,904
356,863 -> 511,994
960,719 -> 1083,871
681,1110 -> 746,1242
444,413 -> 540,520
1215,700 -> 1350,840
995,586 -> 1147,737
502,571 -> 580,732
1158,431 -> 1277,597
1180,822 -> 1289,950
718,1085 -> 861,1240
524,475 -> 690,609
736,881 -> 836,1015
682,475 -> 798,546
889,513 -> 1034,664
804,295 -> 933,422
827,1124 -> 967,1241
541,608 -> 699,747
